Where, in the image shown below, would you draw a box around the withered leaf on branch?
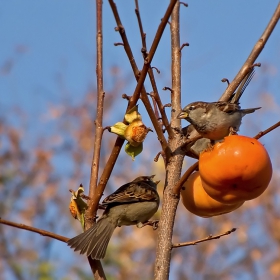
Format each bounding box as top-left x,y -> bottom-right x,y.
69,184 -> 88,230
109,105 -> 152,160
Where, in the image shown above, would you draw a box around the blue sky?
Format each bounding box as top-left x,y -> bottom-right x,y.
1,0 -> 279,144
1,1 -> 279,113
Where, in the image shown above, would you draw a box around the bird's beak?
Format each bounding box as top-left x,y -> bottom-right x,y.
177,111 -> 188,119
149,175 -> 160,185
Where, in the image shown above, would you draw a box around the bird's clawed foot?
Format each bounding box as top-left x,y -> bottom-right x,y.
229,126 -> 238,136
204,140 -> 215,152
137,220 -> 159,230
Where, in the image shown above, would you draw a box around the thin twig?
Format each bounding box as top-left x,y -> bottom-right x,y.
135,0 -> 147,50
221,78 -> 230,86
149,92 -> 161,121
163,86 -> 173,92
179,42 -> 189,52
152,66 -> 160,73
172,228 -> 237,248
110,0 -> 138,75
179,2 -> 188,7
122,93 -> 131,101
148,68 -> 174,136
172,161 -> 199,195
0,218 -> 69,243
135,1 -> 173,136
141,91 -> 170,154
154,151 -> 166,163
219,3 -> 280,101
183,135 -> 202,145
163,103 -> 172,108
254,121 -> 280,140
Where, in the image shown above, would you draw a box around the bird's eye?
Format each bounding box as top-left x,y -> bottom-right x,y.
189,106 -> 195,110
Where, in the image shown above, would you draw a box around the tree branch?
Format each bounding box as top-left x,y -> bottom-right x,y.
254,121 -> 280,140
0,218 -> 107,279
154,2 -> 185,279
0,218 -> 69,243
87,0 -> 105,226
134,0 -> 147,51
88,258 -> 107,280
172,161 -> 198,195
86,1 -> 107,278
172,228 -> 237,248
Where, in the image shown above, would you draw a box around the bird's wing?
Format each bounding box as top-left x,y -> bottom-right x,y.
102,181 -> 158,206
230,69 -> 255,104
212,102 -> 241,113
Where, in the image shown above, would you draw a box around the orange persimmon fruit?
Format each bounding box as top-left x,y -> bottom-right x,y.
181,171 -> 244,217
199,135 -> 272,204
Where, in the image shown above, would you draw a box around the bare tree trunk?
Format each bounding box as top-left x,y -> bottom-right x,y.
154,2 -> 184,279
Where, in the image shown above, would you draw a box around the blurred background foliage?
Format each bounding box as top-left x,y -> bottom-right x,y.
0,1 -> 280,279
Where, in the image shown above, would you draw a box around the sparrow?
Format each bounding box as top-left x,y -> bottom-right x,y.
67,175 -> 160,260
178,68 -> 260,157
177,101 -> 261,140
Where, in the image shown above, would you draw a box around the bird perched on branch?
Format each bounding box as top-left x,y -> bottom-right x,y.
178,69 -> 260,143
177,101 -> 261,140
67,175 -> 160,260
177,69 -> 261,158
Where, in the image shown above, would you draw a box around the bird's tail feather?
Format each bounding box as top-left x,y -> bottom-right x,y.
241,107 -> 261,114
68,218 -> 116,260
89,223 -> 113,259
70,225 -> 99,252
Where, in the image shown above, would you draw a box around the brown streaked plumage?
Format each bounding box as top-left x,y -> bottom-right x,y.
179,68 -> 259,157
177,101 -> 261,140
67,175 -> 160,260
